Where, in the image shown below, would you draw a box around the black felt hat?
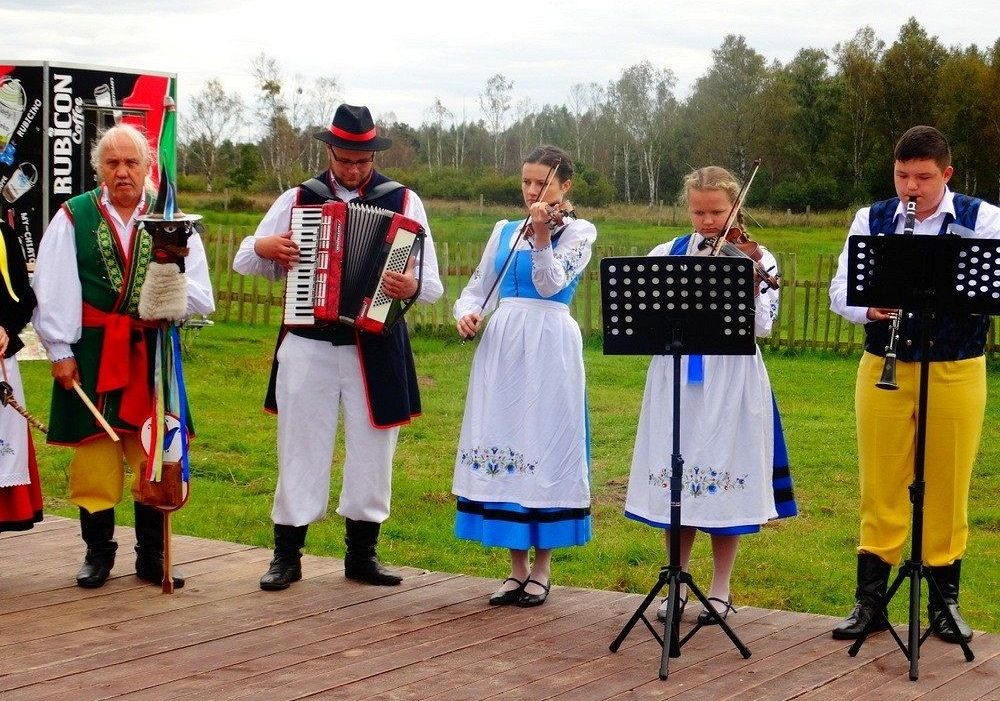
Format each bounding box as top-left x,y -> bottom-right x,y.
313,103 -> 392,151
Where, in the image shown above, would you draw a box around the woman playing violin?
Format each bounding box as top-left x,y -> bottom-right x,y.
452,145 -> 596,608
624,165 -> 797,624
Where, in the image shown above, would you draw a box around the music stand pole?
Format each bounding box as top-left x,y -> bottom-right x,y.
602,255 -> 754,679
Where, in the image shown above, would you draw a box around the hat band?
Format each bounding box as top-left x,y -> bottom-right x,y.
329,125 -> 377,142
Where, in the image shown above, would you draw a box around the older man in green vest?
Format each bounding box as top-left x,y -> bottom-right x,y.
32,124 -> 215,588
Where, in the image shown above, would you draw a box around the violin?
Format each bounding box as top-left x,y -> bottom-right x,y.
699,159 -> 780,292
702,226 -> 780,291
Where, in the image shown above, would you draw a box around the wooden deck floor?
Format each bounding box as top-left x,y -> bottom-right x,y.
2,516 -> 997,701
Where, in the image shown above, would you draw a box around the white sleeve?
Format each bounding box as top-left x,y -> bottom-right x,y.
232,188 -> 297,281
530,218 -> 597,298
829,208 -> 873,325
972,200 -> 1000,239
31,209 -> 81,362
754,247 -> 779,337
184,232 -> 216,316
403,191 -> 443,304
454,220 -> 506,320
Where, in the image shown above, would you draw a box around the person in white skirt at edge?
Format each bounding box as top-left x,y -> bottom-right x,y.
453,145 -> 596,607
624,165 -> 797,625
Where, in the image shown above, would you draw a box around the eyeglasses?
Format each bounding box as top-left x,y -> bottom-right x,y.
329,150 -> 375,167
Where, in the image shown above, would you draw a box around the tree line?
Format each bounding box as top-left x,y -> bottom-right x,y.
177,19 -> 1000,210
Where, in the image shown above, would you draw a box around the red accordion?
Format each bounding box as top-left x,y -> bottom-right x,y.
284,202 -> 425,334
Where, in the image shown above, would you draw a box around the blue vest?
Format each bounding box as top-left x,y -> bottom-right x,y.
495,220 -> 579,304
864,194 -> 988,362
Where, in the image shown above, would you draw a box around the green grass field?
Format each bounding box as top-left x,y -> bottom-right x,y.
19,321 -> 1000,633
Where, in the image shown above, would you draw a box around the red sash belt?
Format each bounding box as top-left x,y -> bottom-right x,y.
81,303 -> 158,427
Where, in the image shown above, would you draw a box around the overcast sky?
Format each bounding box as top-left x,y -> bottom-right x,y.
2,0 -> 998,129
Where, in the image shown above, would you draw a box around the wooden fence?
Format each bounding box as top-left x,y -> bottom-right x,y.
202,228 -> 999,354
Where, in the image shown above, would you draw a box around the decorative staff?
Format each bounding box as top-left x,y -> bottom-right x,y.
134,163 -> 201,593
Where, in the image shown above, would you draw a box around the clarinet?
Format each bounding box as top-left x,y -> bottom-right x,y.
875,199 -> 917,390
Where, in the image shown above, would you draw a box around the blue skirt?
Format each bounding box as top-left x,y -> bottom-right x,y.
455,497 -> 592,549
626,393 -> 798,536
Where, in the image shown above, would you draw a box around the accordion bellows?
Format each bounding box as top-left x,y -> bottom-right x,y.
285,202 -> 425,334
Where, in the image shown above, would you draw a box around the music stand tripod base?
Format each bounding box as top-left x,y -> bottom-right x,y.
844,234 -> 995,680
601,255 -> 755,679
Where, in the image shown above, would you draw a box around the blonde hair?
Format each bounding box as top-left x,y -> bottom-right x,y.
681,166 -> 744,226
90,123 -> 153,179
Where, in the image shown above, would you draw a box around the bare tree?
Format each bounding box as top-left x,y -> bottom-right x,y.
250,53 -> 309,191
183,79 -> 245,190
834,27 -> 885,189
479,73 -> 514,169
424,97 -> 453,170
609,62 -> 677,206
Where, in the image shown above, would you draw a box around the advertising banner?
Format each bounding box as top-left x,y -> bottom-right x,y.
0,62 -> 175,267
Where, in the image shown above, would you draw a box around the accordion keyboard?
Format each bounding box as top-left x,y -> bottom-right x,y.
284,206 -> 323,325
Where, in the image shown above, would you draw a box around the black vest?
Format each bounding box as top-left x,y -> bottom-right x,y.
863,194 -> 989,362
0,223 -> 35,359
264,171 -> 421,428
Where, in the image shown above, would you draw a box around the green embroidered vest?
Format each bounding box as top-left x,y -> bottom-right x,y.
48,189 -> 153,444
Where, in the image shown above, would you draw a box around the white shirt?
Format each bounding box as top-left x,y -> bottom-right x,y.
453,217 -> 597,319
648,233 -> 779,338
32,186 -> 216,361
830,188 -> 1000,325
233,179 -> 444,305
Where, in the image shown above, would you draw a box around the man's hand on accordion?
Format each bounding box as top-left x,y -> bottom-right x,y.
254,231 -> 300,271
382,269 -> 419,300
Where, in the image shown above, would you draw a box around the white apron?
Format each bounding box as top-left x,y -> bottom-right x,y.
0,356 -> 30,488
453,298 -> 589,509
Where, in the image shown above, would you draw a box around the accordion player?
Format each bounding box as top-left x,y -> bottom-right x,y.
284,201 -> 426,334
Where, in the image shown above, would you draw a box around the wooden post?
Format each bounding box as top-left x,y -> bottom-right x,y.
236,269 -> 247,323
211,227 -> 224,312
223,228 -> 236,322
479,194 -> 484,217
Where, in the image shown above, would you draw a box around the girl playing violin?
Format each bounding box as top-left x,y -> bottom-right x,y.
624,165 -> 797,624
452,145 -> 596,607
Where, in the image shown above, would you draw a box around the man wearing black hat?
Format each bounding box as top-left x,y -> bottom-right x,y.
234,104 -> 442,591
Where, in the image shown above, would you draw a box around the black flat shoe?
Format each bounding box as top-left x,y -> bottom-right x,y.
489,577 -> 526,606
517,578 -> 551,607
697,596 -> 736,625
656,595 -> 688,622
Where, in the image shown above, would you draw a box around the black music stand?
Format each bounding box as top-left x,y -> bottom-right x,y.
603,255 -> 755,679
844,232 -> 999,680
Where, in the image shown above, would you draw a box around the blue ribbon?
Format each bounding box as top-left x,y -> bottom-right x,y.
687,355 -> 704,384
168,325 -> 192,481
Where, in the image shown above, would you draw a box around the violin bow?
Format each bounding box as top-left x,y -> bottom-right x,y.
709,158 -> 762,256
464,159 -> 561,340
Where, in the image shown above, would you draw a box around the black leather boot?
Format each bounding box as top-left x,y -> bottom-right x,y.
344,519 -> 402,586
259,524 -> 307,591
134,502 -> 185,589
76,507 -> 117,588
927,560 -> 974,644
832,553 -> 891,639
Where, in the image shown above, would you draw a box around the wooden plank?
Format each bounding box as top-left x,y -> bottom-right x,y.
3,526 -> 996,701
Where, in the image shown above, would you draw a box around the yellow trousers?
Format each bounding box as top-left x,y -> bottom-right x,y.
855,352 -> 985,566
68,435 -> 147,514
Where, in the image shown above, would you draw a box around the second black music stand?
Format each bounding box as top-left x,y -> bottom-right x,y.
844,232 -> 1000,680
603,255 -> 756,679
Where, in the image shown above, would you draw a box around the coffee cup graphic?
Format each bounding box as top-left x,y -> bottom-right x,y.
2,162 -> 37,203
0,78 -> 27,153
